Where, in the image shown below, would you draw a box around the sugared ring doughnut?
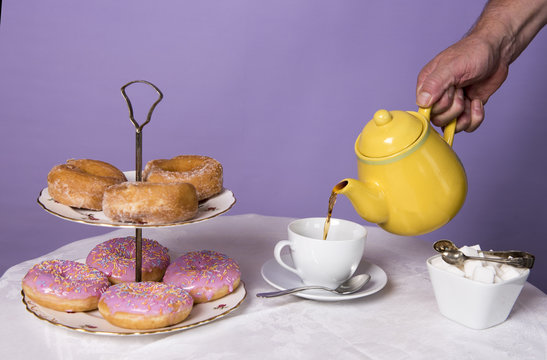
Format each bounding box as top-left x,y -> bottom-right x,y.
163,250 -> 241,303
143,155 -> 223,201
47,159 -> 127,210
86,236 -> 170,284
22,259 -> 110,312
102,182 -> 198,224
98,282 -> 194,330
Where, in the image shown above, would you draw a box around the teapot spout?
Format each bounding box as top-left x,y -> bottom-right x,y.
334,179 -> 388,225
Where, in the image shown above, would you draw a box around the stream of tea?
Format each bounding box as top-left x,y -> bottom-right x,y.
322,190 -> 338,240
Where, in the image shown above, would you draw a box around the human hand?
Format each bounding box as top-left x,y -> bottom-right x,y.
416,34 -> 509,133
417,0 -> 547,133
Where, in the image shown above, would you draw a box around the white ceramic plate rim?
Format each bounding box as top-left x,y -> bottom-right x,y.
37,171 -> 236,228
260,255 -> 387,301
22,281 -> 246,336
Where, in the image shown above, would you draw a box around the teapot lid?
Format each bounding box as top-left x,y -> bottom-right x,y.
357,109 -> 423,158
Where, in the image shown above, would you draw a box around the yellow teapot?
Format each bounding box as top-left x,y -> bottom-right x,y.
335,107 -> 467,236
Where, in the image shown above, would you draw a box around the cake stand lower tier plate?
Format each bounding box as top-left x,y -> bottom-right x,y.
22,282 -> 246,336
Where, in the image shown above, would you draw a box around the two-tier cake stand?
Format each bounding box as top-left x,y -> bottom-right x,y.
27,81 -> 245,335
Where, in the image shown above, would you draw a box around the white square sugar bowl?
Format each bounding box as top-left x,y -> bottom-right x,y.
426,254 -> 530,329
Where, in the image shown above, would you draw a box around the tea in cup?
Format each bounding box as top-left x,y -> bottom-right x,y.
274,217 -> 366,288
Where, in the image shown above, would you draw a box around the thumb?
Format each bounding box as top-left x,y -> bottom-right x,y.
416,62 -> 454,108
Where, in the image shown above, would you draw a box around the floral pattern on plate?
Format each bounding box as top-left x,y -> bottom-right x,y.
22,282 -> 246,336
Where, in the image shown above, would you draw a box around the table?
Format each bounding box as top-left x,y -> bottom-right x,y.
1,215 -> 545,359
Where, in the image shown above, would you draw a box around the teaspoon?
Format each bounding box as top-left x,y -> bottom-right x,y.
256,273 -> 371,298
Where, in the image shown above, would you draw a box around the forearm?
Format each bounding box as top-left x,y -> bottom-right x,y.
469,0 -> 547,64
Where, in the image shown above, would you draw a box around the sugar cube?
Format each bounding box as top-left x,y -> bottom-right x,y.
463,260 -> 483,278
472,265 -> 496,283
460,245 -> 481,257
431,256 -> 465,276
498,264 -> 523,281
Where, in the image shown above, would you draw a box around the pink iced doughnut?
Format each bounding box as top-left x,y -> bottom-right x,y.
86,236 -> 170,284
163,250 -> 241,303
22,259 -> 110,312
98,281 -> 194,330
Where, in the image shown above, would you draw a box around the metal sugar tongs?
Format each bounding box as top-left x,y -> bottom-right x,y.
433,239 -> 535,269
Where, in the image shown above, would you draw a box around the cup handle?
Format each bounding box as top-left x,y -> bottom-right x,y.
274,240 -> 298,275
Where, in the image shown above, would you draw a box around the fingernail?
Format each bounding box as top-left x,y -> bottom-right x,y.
417,91 -> 432,107
472,99 -> 482,112
448,86 -> 455,100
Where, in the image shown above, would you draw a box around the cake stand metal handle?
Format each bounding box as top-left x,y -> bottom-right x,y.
121,80 -> 163,182
120,80 -> 164,282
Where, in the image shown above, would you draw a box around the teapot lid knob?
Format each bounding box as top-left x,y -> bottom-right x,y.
357,109 -> 424,158
373,109 -> 392,126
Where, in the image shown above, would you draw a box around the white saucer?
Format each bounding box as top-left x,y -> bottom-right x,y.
260,255 -> 388,301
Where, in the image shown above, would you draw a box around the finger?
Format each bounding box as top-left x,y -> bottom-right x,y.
465,99 -> 484,132
431,88 -> 465,128
455,98 -> 472,132
431,86 -> 456,114
416,64 -> 453,108
416,53 -> 461,108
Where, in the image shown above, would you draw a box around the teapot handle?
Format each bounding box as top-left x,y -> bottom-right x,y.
418,107 -> 456,147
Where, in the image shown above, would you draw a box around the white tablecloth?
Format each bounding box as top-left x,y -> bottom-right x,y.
1,214 -> 545,360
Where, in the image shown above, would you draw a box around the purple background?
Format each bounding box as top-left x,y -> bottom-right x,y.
1,1 -> 545,291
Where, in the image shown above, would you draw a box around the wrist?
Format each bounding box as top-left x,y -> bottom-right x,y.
468,0 -> 547,64
467,19 -> 514,68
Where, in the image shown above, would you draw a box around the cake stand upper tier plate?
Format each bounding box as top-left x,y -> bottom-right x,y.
37,171 -> 236,228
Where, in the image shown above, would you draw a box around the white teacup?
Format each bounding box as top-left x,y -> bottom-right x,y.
274,217 -> 367,288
